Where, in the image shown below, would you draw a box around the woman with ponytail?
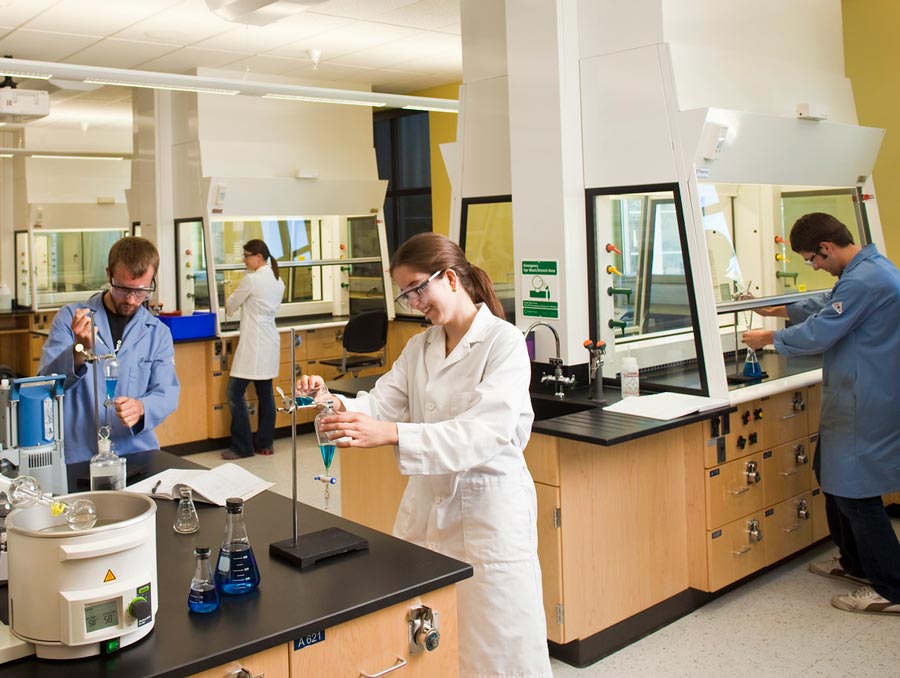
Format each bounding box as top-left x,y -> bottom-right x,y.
223,239 -> 284,459
296,233 -> 551,677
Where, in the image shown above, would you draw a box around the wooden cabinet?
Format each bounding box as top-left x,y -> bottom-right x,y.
764,492 -> 813,565
388,319 -> 430,365
155,340 -> 210,446
706,512 -> 766,591
189,644 -> 289,678
291,585 -> 458,678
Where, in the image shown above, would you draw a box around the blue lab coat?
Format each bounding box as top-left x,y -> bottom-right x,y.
38,293 -> 180,462
774,244 -> 900,498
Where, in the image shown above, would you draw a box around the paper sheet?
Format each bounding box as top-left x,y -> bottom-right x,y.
125,463 -> 273,506
603,393 -> 730,421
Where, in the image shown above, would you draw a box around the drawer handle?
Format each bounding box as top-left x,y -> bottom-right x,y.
360,657 -> 408,677
780,412 -> 799,420
780,468 -> 800,477
729,486 -> 751,496
732,546 -> 751,556
783,524 -> 801,533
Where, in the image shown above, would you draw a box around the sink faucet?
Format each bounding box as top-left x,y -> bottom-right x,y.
523,321 -> 576,399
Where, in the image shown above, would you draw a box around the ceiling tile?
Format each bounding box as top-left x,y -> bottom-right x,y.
271,19 -> 420,63
136,46 -> 239,74
310,0 -> 420,22
64,38 -> 179,69
0,0 -> 59,28
0,28 -> 99,61
373,0 -> 459,31
115,0 -> 234,46
24,0 -> 181,36
331,30 -> 458,69
197,13 -> 353,52
217,53 -> 309,77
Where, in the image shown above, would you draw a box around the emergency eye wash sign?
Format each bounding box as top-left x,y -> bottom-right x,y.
521,260 -> 559,319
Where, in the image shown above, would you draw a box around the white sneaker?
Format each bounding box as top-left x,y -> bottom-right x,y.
809,556 -> 870,585
831,586 -> 900,615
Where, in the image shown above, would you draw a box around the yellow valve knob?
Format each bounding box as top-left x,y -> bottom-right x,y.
606,265 -> 623,276
775,253 -> 789,263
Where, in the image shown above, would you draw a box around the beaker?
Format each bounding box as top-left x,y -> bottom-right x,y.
173,486 -> 200,534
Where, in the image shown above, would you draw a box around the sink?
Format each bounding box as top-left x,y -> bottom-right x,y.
530,396 -> 594,421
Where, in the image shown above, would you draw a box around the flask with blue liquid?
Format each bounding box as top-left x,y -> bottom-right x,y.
743,348 -> 762,379
214,497 -> 260,595
188,546 -> 219,613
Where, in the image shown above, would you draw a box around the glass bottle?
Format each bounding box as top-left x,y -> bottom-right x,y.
314,400 -> 338,474
214,497 -> 260,595
187,546 -> 219,614
89,437 -> 126,491
173,486 -> 200,534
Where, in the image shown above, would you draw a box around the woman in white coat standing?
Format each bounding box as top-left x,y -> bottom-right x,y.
297,233 -> 552,677
222,239 -> 285,459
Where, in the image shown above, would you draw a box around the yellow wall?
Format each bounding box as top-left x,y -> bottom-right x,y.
843,0 -> 900,258
410,82 -> 460,238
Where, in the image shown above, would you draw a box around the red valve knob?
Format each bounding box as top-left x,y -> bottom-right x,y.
774,236 -> 786,245
606,243 -> 623,255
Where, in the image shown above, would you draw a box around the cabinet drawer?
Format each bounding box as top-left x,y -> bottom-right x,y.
762,388 -> 809,448
524,433 -> 559,486
208,370 -> 229,405
706,453 -> 765,528
761,440 -> 811,507
807,383 -> 821,434
291,585 -> 458,677
189,643 -> 289,678
764,492 -> 813,565
280,330 -> 307,363
707,512 -> 766,591
811,487 -> 829,542
207,339 -> 235,372
305,327 -> 344,359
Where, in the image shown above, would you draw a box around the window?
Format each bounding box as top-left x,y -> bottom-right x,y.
374,111 -> 433,254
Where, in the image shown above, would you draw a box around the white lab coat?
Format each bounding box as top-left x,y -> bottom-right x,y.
343,304 -> 552,678
226,264 -> 285,379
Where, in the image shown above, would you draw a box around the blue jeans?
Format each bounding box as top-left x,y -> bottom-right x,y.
227,377 -> 275,457
815,443 -> 900,602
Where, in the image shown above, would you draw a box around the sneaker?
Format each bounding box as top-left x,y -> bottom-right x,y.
255,448 -> 274,456
221,450 -> 251,460
831,586 -> 900,615
809,557 -> 870,585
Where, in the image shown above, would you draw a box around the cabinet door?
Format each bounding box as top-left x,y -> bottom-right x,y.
764,492 -> 813,566
761,440 -> 811,507
156,341 -> 209,446
811,486 -> 830,543
524,433 -> 559,486
807,383 -> 821,435
305,327 -> 343,359
762,388 -> 809,448
189,643 -> 289,678
291,585 -> 458,678
342,444 -> 407,535
388,320 -> 430,366
534,482 -> 564,644
707,512 -> 766,591
706,453 -> 765,528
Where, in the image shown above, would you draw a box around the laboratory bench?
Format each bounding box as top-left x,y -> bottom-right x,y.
0,450 -> 471,678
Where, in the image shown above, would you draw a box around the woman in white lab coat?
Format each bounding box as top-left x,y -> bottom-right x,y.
298,233 -> 551,677
222,239 -> 285,459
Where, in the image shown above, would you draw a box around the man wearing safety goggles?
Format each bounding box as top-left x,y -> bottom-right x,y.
39,236 -> 180,462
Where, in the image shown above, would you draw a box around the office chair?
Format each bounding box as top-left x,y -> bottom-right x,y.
320,310 -> 388,378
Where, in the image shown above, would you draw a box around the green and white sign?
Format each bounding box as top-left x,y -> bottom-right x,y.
521,260 -> 559,319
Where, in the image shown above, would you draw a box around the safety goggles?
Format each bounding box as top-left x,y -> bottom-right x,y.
109,279 -> 156,301
394,270 -> 442,312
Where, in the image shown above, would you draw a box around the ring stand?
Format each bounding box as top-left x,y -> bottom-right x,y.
269,329 -> 368,570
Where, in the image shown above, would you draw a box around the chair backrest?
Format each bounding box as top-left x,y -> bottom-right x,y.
342,310 -> 388,354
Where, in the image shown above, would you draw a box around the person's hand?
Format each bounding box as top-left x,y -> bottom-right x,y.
114,396 -> 144,428
742,330 -> 774,350
317,410 -> 398,448
295,374 -> 325,395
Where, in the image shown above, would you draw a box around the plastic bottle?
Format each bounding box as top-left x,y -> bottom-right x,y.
89,437 -> 126,491
214,497 -> 260,595
187,546 -> 220,613
173,486 -> 200,534
621,356 -> 640,398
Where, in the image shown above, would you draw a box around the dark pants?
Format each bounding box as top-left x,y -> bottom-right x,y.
227,377 -> 275,457
815,442 -> 900,602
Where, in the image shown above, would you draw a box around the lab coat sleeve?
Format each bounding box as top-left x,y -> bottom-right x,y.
341,342 -> 414,423
775,278 -> 870,356
384,331 -> 530,476
225,275 -> 253,316
131,330 -> 180,435
785,291 -> 831,325
38,305 -> 88,387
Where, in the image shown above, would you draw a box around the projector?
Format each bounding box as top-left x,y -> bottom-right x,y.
0,88 -> 49,123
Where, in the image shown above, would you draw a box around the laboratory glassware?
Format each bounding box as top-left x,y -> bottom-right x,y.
743,348 -> 762,379
103,356 -> 119,409
314,400 -> 341,510
89,434 -> 126,491
188,546 -> 219,613
173,486 -> 200,534
0,474 -> 97,531
215,497 -> 260,595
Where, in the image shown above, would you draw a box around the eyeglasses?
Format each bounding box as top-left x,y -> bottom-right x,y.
242,252 -> 258,259
802,250 -> 824,267
394,270 -> 443,312
109,280 -> 156,301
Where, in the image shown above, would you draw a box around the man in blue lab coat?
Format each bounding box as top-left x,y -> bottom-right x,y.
743,212 -> 900,615
39,237 -> 180,462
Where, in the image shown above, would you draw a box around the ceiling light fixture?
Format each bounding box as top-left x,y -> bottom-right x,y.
31,154 -> 124,160
262,93 -> 385,107
0,57 -> 458,112
0,153 -> 13,158
0,68 -> 52,80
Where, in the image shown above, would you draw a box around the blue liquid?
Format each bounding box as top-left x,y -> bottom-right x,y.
320,444 -> 336,471
215,543 -> 260,595
743,357 -> 762,378
295,395 -> 314,407
105,378 -> 118,401
188,584 -> 219,613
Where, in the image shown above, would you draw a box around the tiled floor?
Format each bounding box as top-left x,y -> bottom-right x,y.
188,437 -> 900,678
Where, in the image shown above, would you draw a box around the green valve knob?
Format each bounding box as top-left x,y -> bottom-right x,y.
340,282 -> 350,289
608,319 -> 626,337
775,271 -> 798,280
340,266 -> 351,271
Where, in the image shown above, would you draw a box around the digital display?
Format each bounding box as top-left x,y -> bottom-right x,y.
84,599 -> 119,633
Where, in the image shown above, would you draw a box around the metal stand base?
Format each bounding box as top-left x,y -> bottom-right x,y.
270,527 -> 368,569
727,371 -> 769,384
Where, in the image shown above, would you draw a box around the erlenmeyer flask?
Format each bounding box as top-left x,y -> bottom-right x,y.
173,486 -> 200,534
743,348 -> 762,378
